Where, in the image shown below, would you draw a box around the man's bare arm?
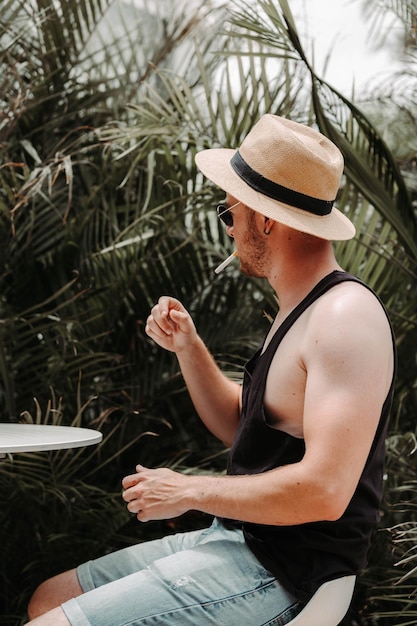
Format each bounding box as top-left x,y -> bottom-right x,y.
145,296 -> 241,446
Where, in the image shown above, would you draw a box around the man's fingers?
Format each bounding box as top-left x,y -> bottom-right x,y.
168,309 -> 192,330
122,473 -> 140,490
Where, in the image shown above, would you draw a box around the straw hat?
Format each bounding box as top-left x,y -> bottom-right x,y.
195,114 -> 355,240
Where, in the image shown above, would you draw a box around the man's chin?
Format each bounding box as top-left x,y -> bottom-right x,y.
239,262 -> 250,276
239,262 -> 264,279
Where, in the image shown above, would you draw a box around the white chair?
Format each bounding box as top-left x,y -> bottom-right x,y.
286,575 -> 356,626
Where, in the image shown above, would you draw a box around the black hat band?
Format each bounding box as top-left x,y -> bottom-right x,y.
230,151 -> 334,216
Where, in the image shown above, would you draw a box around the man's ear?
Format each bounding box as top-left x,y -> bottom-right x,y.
263,217 -> 274,236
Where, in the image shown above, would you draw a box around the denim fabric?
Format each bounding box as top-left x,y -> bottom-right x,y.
62,518 -> 302,626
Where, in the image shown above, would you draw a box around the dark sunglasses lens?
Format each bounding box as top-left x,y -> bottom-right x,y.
217,205 -> 233,227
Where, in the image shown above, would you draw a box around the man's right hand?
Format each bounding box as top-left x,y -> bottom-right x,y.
145,296 -> 198,353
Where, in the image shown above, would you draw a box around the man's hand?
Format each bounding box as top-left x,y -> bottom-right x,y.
145,296 -> 197,353
122,465 -> 194,522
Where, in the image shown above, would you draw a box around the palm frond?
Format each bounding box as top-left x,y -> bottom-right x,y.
357,0 -> 416,50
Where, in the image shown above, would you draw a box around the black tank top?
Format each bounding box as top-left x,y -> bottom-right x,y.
225,271 -> 396,602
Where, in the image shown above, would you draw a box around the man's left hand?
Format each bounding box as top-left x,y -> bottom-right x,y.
122,465 -> 193,522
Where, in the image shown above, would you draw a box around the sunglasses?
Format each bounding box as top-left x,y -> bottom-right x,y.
216,201 -> 241,228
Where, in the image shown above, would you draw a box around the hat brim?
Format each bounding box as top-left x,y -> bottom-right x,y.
196,148 -> 355,241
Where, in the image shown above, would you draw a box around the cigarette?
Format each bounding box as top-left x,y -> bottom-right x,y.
214,251 -> 238,274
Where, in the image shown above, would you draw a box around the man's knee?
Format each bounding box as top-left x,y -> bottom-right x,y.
27,578 -> 58,620
27,569 -> 81,620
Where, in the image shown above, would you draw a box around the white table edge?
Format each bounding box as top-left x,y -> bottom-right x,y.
0,424 -> 103,458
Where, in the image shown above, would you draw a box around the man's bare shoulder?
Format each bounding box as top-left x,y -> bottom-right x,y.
307,279 -> 391,332
301,279 -> 394,389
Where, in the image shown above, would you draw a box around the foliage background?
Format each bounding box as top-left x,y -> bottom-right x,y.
0,0 -> 416,624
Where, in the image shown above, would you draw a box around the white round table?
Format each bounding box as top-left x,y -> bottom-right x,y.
0,423 -> 103,457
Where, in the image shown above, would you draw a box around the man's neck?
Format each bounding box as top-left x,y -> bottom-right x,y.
267,238 -> 342,321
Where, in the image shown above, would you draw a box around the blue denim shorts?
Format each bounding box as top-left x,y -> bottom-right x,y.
62,518 -> 301,625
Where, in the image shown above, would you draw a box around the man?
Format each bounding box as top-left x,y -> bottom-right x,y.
26,115 -> 396,625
